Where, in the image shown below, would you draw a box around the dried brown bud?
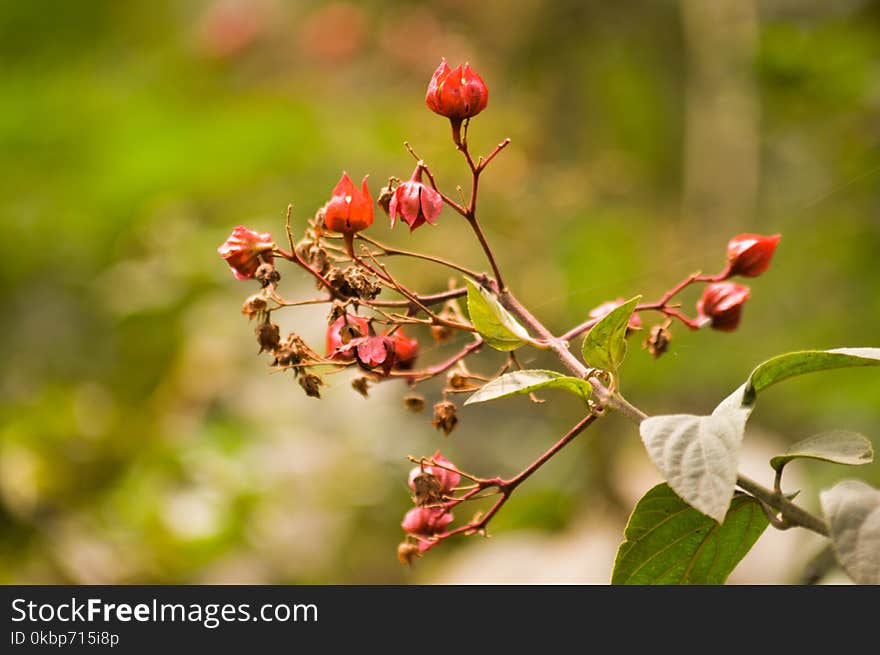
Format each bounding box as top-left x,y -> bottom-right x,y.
343,267 -> 381,301
432,400 -> 459,436
351,376 -> 370,397
256,322 -> 281,353
447,371 -> 470,390
295,236 -> 313,261
339,321 -> 364,345
643,324 -> 672,359
397,541 -> 420,566
298,371 -> 324,398
273,333 -> 311,368
325,266 -> 347,292
308,245 -> 329,275
255,263 -> 280,287
327,302 -> 348,325
411,471 -> 443,507
377,184 -> 395,216
242,294 -> 268,320
403,393 -> 426,413
430,324 -> 454,343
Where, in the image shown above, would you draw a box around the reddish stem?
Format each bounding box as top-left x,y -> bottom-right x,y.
392,336 -> 484,382
419,413 -> 597,552
558,270 -> 723,341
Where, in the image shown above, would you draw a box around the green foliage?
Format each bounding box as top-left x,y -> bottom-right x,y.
771,431 -> 873,473
640,410 -> 749,523
581,296 -> 640,373
464,370 -> 592,405
743,348 -> 880,405
2,0 -> 879,585
820,480 -> 880,585
465,278 -> 532,351
643,347 -> 880,525
612,483 -> 769,584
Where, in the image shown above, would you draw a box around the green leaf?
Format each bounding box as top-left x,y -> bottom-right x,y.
820,480 -> 880,584
464,370 -> 592,405
465,278 -> 531,351
742,348 -> 880,406
581,295 -> 641,372
612,483 -> 769,584
639,408 -> 750,522
770,431 -> 874,472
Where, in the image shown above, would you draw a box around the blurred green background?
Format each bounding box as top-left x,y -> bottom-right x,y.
1,0 -> 878,584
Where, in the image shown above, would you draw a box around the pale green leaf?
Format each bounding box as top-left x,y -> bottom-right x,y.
743,348 -> 880,406
465,278 -> 530,352
581,296 -> 641,372
770,431 -> 874,472
639,408 -> 750,522
820,480 -> 880,584
464,369 -> 592,405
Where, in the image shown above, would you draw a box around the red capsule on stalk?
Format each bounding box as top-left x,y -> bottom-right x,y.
696,283 -> 751,332
323,172 -> 374,235
726,233 -> 781,278
218,226 -> 275,280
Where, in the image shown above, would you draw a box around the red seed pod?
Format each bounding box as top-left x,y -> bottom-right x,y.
325,314 -> 370,360
387,328 -> 419,370
401,507 -> 454,537
389,164 -> 443,232
425,59 -> 489,121
696,283 -> 751,332
217,226 -> 275,280
323,172 -> 374,234
726,233 -> 781,278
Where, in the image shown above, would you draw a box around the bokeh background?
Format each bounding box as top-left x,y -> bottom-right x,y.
1,0 -> 879,584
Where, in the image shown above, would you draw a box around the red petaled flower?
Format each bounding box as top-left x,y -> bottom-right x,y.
425,59 -> 489,122
387,328 -> 419,370
697,283 -> 751,332
726,233 -> 781,278
349,334 -> 396,375
217,226 -> 275,280
401,507 -> 454,537
325,315 -> 371,360
408,450 -> 460,496
589,298 -> 643,331
323,172 -> 374,234
390,165 -> 443,232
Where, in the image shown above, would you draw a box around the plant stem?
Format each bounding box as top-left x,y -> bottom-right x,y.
368,287 -> 466,308
393,336 -> 484,382
356,234 -> 484,280
427,412 -> 597,548
505,414 -> 597,490
499,289 -> 647,422
735,474 -> 829,537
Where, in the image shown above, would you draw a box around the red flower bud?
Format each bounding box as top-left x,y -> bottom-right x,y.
425,59 -> 489,122
217,226 -> 275,280
408,450 -> 460,497
589,298 -> 643,331
389,165 -> 443,232
325,314 -> 370,360
323,172 -> 374,234
387,328 -> 419,370
696,283 -> 751,332
726,233 -> 781,278
401,507 -> 454,537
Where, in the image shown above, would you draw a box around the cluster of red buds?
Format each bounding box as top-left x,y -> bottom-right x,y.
218,59 -> 782,562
